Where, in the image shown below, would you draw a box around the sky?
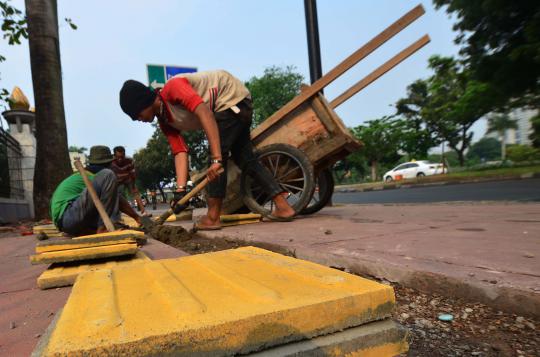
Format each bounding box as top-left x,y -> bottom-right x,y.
0,0 -> 486,156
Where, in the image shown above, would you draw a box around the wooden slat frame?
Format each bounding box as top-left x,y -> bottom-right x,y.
251,4 -> 425,140
330,34 -> 431,109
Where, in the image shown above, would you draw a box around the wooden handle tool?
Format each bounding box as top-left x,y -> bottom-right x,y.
155,167 -> 224,225
74,159 -> 116,232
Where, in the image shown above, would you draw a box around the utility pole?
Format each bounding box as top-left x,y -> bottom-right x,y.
304,0 -> 323,90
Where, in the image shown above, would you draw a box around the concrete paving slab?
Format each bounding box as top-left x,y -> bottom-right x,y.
247,319 -> 408,357
30,242 -> 138,265
37,251 -> 151,289
184,203 -> 540,318
38,247 -> 395,356
0,234 -> 187,356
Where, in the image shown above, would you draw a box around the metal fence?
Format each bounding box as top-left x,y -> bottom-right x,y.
0,127 -> 24,199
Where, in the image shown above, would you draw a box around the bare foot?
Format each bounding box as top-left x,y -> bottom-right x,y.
272,195 -> 296,219
272,205 -> 296,219
196,215 -> 221,229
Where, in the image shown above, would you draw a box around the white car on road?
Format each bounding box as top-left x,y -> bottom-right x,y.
383,161 -> 446,182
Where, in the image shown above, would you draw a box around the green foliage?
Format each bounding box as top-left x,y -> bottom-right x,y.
433,0 -> 540,110
0,1 -> 27,45
486,114 -> 518,137
351,116 -> 402,180
506,145 -> 540,162
133,128 -> 175,191
0,0 -> 27,106
395,80 -> 440,157
466,137 -> 501,163
428,151 -> 460,168
530,114 -> 540,148
68,145 -> 87,153
0,1 -> 76,107
182,129 -> 208,170
396,55 -> 494,166
245,66 -> 304,126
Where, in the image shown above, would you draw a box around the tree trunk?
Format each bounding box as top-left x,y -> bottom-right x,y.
26,0 -> 71,219
370,160 -> 377,181
500,133 -> 506,161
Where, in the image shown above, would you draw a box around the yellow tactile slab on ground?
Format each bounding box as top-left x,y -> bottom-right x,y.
71,229 -> 145,240
30,243 -> 138,265
33,224 -> 64,237
33,224 -> 59,234
35,235 -> 137,254
39,246 -> 396,356
37,251 -> 151,289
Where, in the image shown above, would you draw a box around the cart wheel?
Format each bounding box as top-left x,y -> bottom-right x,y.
300,168 -> 335,215
241,144 -> 315,216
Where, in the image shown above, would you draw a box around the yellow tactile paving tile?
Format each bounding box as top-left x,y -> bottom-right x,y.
30,243 -> 138,265
71,229 -> 145,240
37,251 -> 151,290
36,235 -> 137,254
33,224 -> 59,233
220,213 -> 262,222
221,218 -> 261,227
40,247 -> 396,356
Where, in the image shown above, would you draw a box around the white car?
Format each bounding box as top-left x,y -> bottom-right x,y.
383,161 -> 446,182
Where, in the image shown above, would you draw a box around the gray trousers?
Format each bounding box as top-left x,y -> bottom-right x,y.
60,169 -> 120,236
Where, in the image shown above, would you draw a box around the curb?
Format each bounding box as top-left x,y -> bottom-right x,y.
196,232 -> 540,320
336,172 -> 540,193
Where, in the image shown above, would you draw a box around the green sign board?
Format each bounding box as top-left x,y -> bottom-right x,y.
147,64 -> 197,88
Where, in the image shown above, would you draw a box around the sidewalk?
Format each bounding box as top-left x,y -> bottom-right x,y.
0,233 -> 187,356
178,202 -> 540,319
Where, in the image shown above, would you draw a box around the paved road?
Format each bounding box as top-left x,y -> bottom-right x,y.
332,178 -> 540,204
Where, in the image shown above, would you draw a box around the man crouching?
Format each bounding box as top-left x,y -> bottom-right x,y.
50,145 -> 141,236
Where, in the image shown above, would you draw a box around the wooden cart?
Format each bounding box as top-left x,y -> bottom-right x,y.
223,4 -> 430,215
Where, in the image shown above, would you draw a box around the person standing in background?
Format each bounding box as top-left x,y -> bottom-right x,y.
111,146 -> 151,217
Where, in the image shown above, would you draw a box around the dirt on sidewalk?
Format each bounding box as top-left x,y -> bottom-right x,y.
394,285 -> 539,357
147,224 -> 294,256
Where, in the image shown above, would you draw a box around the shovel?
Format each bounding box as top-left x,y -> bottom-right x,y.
140,168 -> 223,232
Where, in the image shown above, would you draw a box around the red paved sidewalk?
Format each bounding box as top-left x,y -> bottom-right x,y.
0,234 -> 186,356
182,203 -> 540,318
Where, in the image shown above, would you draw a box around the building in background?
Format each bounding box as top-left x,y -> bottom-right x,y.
485,108 -> 537,145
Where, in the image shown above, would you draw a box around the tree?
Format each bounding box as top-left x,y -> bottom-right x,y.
26,0 -> 72,218
245,66 -> 304,126
68,145 -> 87,153
422,56 -> 494,166
182,130 -> 207,170
395,79 -> 440,158
486,114 -> 518,160
351,117 -> 401,181
530,114 -> 540,148
466,137 -> 501,163
0,1 -> 28,106
133,129 -> 175,201
433,0 -> 540,110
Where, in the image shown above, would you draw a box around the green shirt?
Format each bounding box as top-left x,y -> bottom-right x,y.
50,171 -> 95,226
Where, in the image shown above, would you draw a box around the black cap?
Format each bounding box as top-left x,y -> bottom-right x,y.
119,80 -> 156,120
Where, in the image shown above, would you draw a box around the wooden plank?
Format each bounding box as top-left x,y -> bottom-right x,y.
251,4 -> 425,140
330,34 -> 431,109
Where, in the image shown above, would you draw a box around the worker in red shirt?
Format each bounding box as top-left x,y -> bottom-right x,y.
119,70 -> 295,230
111,146 -> 151,217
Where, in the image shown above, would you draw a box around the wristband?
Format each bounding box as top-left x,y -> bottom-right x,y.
210,159 -> 222,164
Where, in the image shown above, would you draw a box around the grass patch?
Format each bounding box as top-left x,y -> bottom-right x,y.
336,164 -> 540,190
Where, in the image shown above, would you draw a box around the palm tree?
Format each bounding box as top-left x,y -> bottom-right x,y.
486,114 -> 518,161
26,0 -> 72,218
